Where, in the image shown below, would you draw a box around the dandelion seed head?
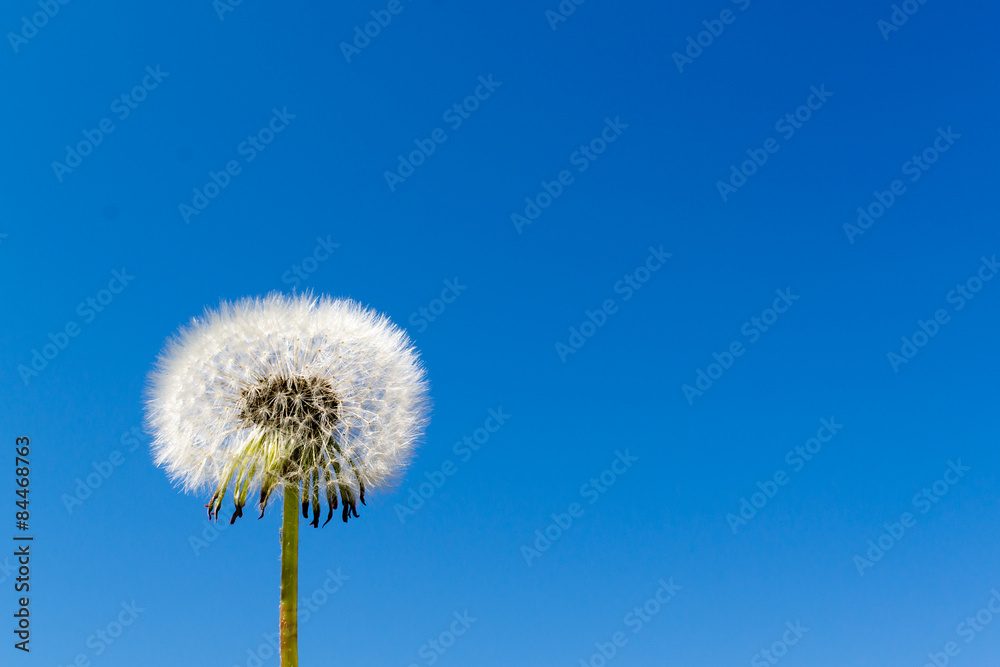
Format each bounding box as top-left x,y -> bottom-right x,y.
145,292 -> 430,524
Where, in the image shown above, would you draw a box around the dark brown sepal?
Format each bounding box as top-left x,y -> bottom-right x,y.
351,464 -> 366,506
205,493 -> 218,520
258,485 -> 271,519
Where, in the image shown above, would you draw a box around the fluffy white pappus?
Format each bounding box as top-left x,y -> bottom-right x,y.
145,293 -> 430,523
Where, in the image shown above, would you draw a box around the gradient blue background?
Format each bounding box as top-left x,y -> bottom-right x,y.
2,0 -> 999,665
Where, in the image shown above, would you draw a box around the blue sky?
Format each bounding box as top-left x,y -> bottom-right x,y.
2,0 -> 1000,665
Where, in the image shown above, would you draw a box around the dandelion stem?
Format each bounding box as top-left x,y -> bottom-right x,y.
280,483 -> 299,667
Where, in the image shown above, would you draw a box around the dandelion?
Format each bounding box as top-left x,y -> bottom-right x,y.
145,293 -> 430,665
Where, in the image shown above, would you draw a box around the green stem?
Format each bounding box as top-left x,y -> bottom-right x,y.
280,484 -> 299,667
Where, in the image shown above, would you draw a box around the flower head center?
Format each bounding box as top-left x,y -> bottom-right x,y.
240,375 -> 340,435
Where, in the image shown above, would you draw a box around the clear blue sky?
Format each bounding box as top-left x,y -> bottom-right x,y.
2,0 -> 1000,665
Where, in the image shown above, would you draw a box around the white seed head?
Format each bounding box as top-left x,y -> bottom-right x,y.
145,293 -> 430,525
